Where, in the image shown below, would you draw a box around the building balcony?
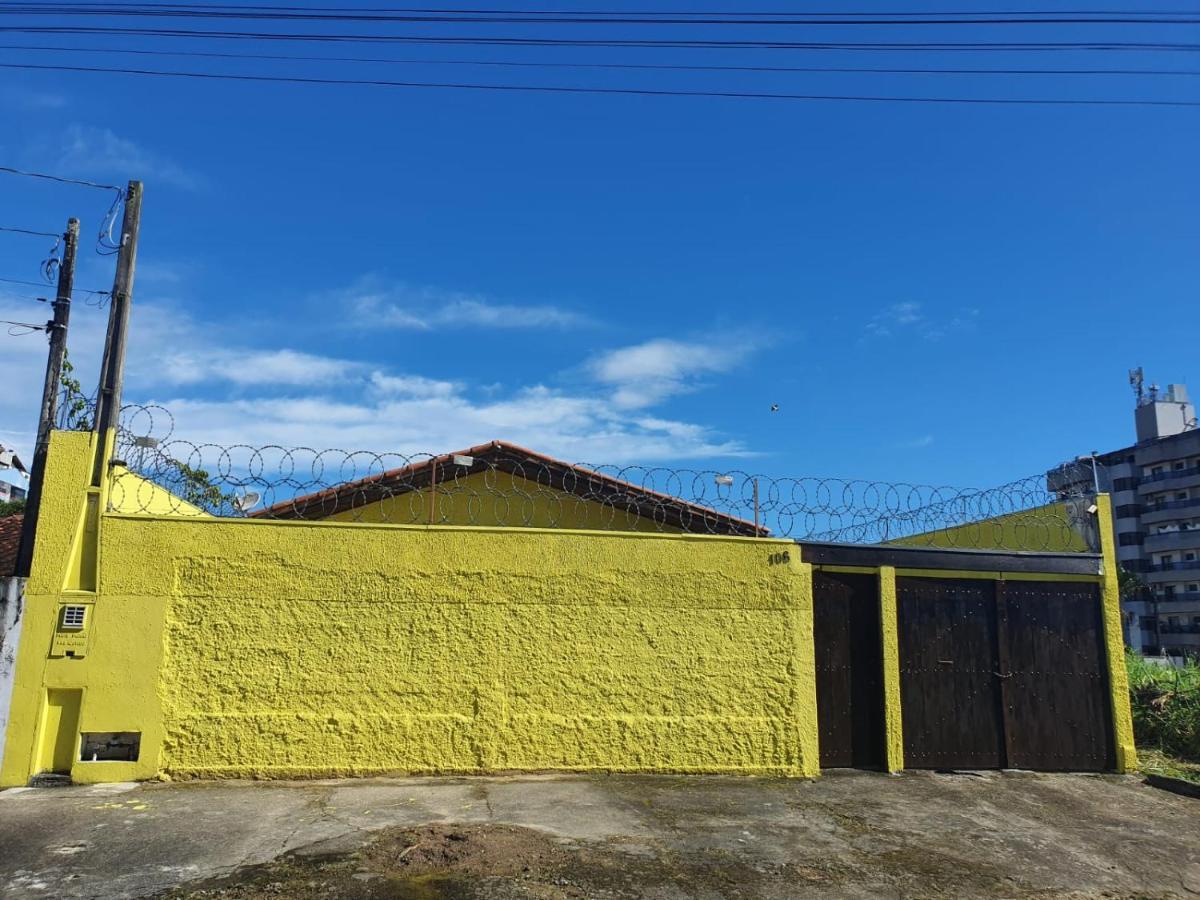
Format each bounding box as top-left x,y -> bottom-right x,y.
1146,559 -> 1200,572
1138,467 -> 1200,494
1144,530 -> 1200,552
1141,497 -> 1200,525
1160,624 -> 1200,636
1155,591 -> 1200,604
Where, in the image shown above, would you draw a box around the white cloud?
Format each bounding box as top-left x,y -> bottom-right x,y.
144,387 -> 748,464
865,302 -> 980,342
370,372 -> 459,398
49,125 -> 200,190
589,337 -> 755,409
343,277 -> 591,331
0,85 -> 67,110
0,294 -> 749,465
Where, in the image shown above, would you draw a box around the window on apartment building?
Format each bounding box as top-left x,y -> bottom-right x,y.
1175,461 -> 1187,471
1154,495 -> 1167,508
1119,532 -> 1144,546
1188,584 -> 1199,593
1187,552 -> 1198,561
1152,466 -> 1165,476
1159,525 -> 1173,533
1165,586 -> 1177,598
1115,504 -> 1141,519
1139,615 -> 1157,628
1162,555 -> 1175,569
1114,477 -> 1139,491
1182,523 -> 1192,531
1178,492 -> 1190,501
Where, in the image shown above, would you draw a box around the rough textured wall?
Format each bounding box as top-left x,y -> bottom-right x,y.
99,517 -> 816,779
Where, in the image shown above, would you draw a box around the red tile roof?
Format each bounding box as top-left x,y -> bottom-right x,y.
0,514 -> 23,577
255,439 -> 767,536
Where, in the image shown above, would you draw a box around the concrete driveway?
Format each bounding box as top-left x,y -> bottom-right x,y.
0,771 -> 1197,899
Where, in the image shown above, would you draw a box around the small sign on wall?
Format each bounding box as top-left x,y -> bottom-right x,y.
49,603 -> 91,659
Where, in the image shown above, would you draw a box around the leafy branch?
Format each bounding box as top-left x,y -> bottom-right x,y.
59,350 -> 93,431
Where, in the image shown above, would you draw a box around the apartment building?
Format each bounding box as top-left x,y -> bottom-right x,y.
1052,379 -> 1200,658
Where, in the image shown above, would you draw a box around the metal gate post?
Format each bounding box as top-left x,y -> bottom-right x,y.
878,565 -> 905,773
1096,494 -> 1138,773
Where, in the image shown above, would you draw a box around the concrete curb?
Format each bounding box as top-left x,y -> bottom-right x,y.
1144,773 -> 1200,799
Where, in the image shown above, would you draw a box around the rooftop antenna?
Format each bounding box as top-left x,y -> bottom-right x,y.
1129,367 -> 1145,405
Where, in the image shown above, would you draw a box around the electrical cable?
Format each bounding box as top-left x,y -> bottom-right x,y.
0,225 -> 62,238
6,43 -> 1197,76
2,319 -> 49,335
0,275 -> 109,295
3,7 -> 1200,24
4,58 -> 1198,105
3,26 -> 1198,51
4,3 -> 1195,13
0,164 -> 120,192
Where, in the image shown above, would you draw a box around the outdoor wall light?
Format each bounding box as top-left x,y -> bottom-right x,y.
452,455 -> 475,467
715,475 -> 734,487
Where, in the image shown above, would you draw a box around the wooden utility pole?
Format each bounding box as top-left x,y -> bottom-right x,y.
92,180 -> 142,485
16,217 -> 80,577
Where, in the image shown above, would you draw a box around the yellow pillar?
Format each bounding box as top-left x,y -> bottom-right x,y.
793,560 -> 821,777
1095,494 -> 1137,773
878,565 -> 904,773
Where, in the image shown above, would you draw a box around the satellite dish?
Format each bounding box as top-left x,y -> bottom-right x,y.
233,491 -> 261,512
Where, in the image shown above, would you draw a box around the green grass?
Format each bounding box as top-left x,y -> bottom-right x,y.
1137,748 -> 1200,785
1127,650 -> 1200,773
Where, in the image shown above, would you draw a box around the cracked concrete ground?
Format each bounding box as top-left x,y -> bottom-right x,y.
0,771 -> 1198,899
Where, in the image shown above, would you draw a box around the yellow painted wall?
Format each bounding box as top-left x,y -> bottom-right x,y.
0,432 -> 1135,785
886,500 -> 1093,553
2,430 -> 817,785
108,467 -> 208,517
324,469 -> 685,533
1096,494 -> 1138,772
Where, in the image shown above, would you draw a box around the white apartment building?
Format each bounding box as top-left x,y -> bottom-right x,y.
1053,379 -> 1200,658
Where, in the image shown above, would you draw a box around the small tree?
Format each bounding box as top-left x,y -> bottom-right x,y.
0,499 -> 24,518
171,461 -> 232,513
59,351 -> 93,431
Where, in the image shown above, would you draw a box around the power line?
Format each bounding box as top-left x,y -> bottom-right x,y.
5,59 -> 1198,105
0,164 -> 120,192
3,3 -> 1195,16
4,26 -> 1198,51
0,274 -> 110,295
7,43 -> 1197,76
0,225 -> 62,238
2,319 -> 50,335
3,6 -> 1199,24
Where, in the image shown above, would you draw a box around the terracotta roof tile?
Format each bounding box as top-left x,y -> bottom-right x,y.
256,440 -> 767,536
0,514 -> 23,577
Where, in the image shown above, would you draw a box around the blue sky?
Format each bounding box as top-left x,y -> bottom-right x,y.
0,4 -> 1197,488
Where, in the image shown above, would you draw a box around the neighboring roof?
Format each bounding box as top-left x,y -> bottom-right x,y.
0,514 -> 23,578
255,439 -> 767,537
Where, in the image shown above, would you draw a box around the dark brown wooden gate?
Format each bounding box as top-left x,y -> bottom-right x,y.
998,581 -> 1114,771
898,577 -> 1114,771
813,571 -> 884,768
898,578 -> 1006,769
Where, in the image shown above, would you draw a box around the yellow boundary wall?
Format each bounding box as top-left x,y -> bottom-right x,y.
0,432 -> 1136,785
1,431 -> 819,785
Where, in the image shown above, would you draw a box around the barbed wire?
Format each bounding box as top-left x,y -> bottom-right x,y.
92,402 -> 1103,552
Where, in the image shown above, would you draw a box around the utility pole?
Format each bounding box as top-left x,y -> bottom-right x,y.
92,180 -> 142,486
16,217 -> 79,577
